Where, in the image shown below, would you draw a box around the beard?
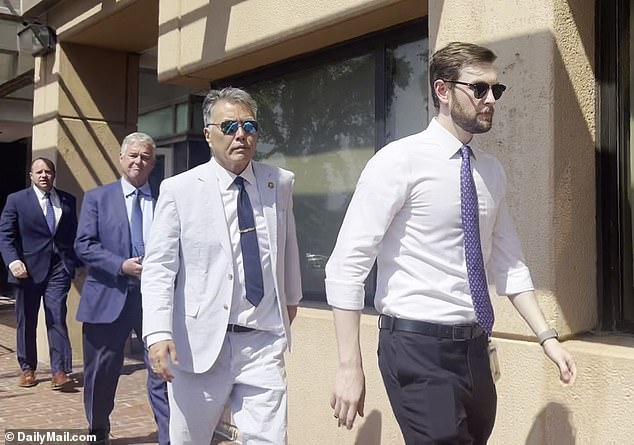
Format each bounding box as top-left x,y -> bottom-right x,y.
450,95 -> 494,134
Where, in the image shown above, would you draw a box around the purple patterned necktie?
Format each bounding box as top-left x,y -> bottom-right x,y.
460,145 -> 494,336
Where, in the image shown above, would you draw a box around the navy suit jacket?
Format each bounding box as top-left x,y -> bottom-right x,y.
0,187 -> 80,285
75,180 -> 157,324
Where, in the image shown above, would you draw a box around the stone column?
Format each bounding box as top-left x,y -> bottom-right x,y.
33,42 -> 139,363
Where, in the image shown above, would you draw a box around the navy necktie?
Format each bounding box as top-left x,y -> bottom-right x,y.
130,189 -> 145,257
45,192 -> 56,234
460,145 -> 494,336
234,176 -> 264,307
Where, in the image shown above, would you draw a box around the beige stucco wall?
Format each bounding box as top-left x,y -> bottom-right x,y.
431,0 -> 596,340
288,308 -> 634,445
158,0 -> 426,85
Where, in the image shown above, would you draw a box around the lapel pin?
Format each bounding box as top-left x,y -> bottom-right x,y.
268,182 -> 275,189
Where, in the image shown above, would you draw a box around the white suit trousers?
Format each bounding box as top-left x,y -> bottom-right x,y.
168,330 -> 288,445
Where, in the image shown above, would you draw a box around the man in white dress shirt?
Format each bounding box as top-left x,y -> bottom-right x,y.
326,42 -> 577,444
142,87 -> 302,444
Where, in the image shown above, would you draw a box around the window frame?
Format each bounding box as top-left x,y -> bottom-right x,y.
596,0 -> 634,331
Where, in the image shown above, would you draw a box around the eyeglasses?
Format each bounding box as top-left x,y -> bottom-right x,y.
207,120 -> 259,135
442,80 -> 507,100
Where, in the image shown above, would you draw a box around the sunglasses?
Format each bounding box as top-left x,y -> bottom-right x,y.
442,80 -> 507,100
208,120 -> 259,135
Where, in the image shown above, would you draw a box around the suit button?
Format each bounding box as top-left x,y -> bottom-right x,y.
228,274 -> 233,280
223,304 -> 229,310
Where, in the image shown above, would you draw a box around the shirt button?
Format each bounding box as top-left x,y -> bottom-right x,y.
223,304 -> 229,310
228,273 -> 233,280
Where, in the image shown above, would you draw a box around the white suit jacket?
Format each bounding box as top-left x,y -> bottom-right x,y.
141,160 -> 302,373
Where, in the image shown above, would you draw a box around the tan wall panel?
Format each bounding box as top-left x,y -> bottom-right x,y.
288,309 -> 634,444
57,43 -> 139,125
430,0 -> 596,337
158,0 -> 426,85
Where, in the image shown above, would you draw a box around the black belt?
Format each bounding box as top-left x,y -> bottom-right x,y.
378,315 -> 484,341
227,324 -> 256,333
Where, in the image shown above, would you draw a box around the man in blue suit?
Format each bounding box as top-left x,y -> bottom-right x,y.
75,132 -> 169,445
0,157 -> 81,390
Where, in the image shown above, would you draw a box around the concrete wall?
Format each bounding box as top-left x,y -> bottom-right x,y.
158,0 -> 427,85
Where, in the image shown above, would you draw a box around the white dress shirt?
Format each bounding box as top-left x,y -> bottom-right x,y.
211,158 -> 283,333
33,185 -> 62,229
325,118 -> 534,324
120,178 -> 154,248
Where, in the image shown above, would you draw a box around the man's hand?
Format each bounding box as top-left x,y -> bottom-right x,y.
9,260 -> 28,279
148,340 -> 178,382
121,257 -> 143,277
331,363 -> 366,429
542,339 -> 577,385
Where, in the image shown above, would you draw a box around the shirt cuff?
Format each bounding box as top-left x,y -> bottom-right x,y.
325,279 -> 366,310
494,266 -> 534,296
145,332 -> 172,348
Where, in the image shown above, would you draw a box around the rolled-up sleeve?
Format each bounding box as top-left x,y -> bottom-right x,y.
325,150 -> 408,310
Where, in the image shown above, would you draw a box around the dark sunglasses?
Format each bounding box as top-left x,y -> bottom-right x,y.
208,120 -> 258,135
442,80 -> 507,100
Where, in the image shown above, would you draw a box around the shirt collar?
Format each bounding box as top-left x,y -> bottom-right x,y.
120,177 -> 151,198
211,157 -> 256,190
428,117 -> 482,160
32,185 -> 56,199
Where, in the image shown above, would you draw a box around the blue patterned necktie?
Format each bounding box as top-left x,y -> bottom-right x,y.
45,192 -> 56,234
130,189 -> 145,257
460,145 -> 494,336
234,176 -> 264,307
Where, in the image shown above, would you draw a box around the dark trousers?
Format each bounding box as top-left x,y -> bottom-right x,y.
378,329 -> 497,445
15,258 -> 72,374
82,288 -> 170,445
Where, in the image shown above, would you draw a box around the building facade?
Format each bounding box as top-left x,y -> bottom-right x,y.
4,0 -> 634,443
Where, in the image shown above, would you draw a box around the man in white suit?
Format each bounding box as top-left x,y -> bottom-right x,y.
141,87 -> 302,445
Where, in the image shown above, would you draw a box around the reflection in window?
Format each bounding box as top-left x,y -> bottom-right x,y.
386,39 -> 429,143
250,54 -> 375,298
232,27 -> 428,301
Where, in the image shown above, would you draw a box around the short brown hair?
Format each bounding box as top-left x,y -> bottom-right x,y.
429,42 -> 497,110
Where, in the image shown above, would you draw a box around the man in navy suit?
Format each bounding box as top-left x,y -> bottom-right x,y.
0,157 -> 81,390
75,132 -> 169,445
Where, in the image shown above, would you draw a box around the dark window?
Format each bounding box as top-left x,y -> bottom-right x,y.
216,20 -> 428,302
597,0 -> 634,331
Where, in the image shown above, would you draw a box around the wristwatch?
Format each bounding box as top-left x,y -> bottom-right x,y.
537,328 -> 559,345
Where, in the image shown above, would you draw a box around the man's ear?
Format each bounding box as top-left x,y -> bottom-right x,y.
433,79 -> 450,106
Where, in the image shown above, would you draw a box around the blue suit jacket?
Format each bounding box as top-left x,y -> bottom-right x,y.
0,187 -> 80,285
75,180 -> 157,324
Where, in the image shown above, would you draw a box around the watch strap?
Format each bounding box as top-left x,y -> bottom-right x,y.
537,328 -> 559,345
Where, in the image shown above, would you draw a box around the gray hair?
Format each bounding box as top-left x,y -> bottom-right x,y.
120,132 -> 156,157
202,87 -> 258,127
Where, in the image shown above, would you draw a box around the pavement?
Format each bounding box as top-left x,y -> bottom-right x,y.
0,296 -> 238,445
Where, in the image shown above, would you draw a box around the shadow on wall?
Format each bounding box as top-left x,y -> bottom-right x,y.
525,402 -> 575,445
355,410 -> 382,445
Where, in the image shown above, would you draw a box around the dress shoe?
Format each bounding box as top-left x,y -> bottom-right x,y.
18,370 -> 36,387
51,371 -> 73,390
